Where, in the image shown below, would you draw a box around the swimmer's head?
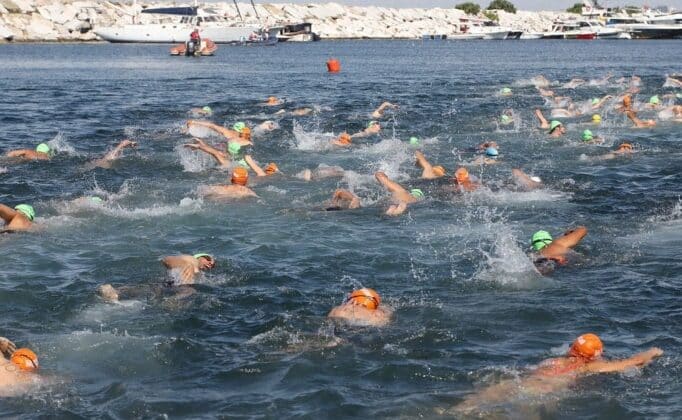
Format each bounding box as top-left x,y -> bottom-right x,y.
581,129 -> 594,142
35,143 -> 50,154
485,147 -> 499,157
367,120 -> 379,129
266,96 -> 279,105
649,95 -> 660,105
10,348 -> 39,372
227,142 -> 241,157
346,288 -> 381,310
500,114 -> 511,124
240,126 -> 251,139
264,162 -> 279,175
410,188 -> 424,199
89,196 -> 103,203
193,253 -> 216,270
531,230 -> 553,251
500,87 -> 512,96
231,167 -> 249,186
232,122 -> 246,132
592,114 -> 602,124
14,204 -> 35,221
455,167 -> 469,183
617,142 -> 633,152
409,136 -> 420,146
432,165 -> 446,177
337,132 -> 351,145
549,120 -> 563,134
591,98 -> 600,105
202,106 -> 212,114
569,333 -> 603,360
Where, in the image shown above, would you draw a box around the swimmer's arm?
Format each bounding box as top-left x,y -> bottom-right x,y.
0,337 -> 17,358
5,150 -> 31,158
534,109 -> 550,129
184,139 -> 229,166
0,204 -> 19,223
415,151 -> 433,172
386,201 -> 407,217
371,101 -> 397,118
332,189 -> 360,209
583,348 -> 663,373
552,226 -> 588,248
102,140 -> 136,161
375,172 -> 408,195
350,130 -> 370,139
188,120 -> 232,138
244,155 -> 266,176
162,255 -> 197,270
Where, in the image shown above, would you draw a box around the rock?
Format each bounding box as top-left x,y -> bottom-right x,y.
0,0 -> 34,14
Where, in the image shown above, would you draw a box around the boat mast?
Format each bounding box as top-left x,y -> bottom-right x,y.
250,0 -> 260,20
233,0 -> 244,21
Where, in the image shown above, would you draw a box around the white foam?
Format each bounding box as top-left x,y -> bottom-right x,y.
47,132 -> 81,157
0,167 -> 7,174
176,144 -> 219,172
291,120 -> 335,151
465,187 -> 569,206
187,124 -> 220,139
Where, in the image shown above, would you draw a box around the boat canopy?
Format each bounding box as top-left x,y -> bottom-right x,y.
141,7 -> 198,16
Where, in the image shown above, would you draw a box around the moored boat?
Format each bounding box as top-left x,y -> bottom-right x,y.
170,38 -> 217,56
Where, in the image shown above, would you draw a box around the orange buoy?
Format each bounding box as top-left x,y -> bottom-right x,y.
326,58 -> 340,73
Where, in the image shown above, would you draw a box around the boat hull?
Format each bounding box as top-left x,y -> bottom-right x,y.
95,24 -> 261,44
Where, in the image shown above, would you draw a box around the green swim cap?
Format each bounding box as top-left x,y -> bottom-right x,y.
549,120 -> 562,133
193,253 -> 212,260
501,87 -> 512,95
591,98 -> 600,105
410,188 -> 424,199
367,120 -> 378,128
409,136 -> 420,146
227,142 -> 241,156
582,129 -> 594,141
237,159 -> 248,168
501,114 -> 511,123
676,93 -> 682,99
531,230 -> 553,251
232,122 -> 246,132
649,95 -> 660,105
35,143 -> 50,154
14,204 -> 35,221
202,106 -> 212,113
89,196 -> 103,203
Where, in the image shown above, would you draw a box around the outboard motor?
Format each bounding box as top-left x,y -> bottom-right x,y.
185,40 -> 197,56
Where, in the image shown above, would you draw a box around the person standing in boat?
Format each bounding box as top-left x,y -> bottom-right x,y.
189,28 -> 201,52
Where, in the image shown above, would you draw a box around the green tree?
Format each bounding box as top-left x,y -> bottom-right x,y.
566,3 -> 583,14
455,2 -> 481,15
484,10 -> 499,22
487,0 -> 517,14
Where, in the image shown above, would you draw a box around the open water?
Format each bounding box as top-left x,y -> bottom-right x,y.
0,40 -> 680,418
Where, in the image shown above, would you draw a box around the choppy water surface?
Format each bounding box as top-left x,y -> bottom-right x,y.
0,40 -> 680,418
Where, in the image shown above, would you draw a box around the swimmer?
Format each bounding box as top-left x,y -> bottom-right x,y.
656,104 -> 682,122
530,226 -> 587,273
477,141 -> 499,152
274,107 -> 313,117
255,121 -> 277,133
327,288 -> 392,327
186,120 -> 253,146
616,94 -> 633,113
499,109 -> 515,125
470,147 -> 499,165
0,338 -> 40,397
591,114 -> 602,125
189,106 -> 213,117
536,87 -> 555,97
331,132 -> 352,148
375,171 -> 423,216
500,87 -> 512,96
243,155 -> 279,177
0,203 -> 35,232
534,109 -> 565,137
663,74 -> 682,88
562,78 -> 586,89
88,139 -> 137,169
300,165 -> 345,182
596,142 -> 635,160
626,110 -> 656,128
262,96 -> 282,106
371,101 -> 398,119
184,138 -> 232,167
453,167 -> 479,192
5,142 -> 52,161
414,151 -> 446,179
511,168 -> 542,191
590,95 -> 612,110
580,129 -> 602,144
531,75 -> 550,88
645,95 -> 662,110
199,167 -> 257,200
351,121 -> 381,139
326,189 -> 361,211
454,333 -> 663,414
98,253 -> 216,302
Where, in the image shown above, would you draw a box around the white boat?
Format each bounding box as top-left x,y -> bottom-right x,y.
610,13 -> 682,39
520,32 -> 543,40
276,23 -> 320,42
468,19 -> 515,40
94,6 -> 264,44
542,21 -> 597,39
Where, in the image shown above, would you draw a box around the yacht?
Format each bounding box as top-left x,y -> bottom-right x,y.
606,13 -> 682,39
275,23 -> 320,42
94,6 -> 266,44
542,21 -> 596,39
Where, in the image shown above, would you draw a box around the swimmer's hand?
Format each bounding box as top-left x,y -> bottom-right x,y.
120,139 -> 137,148
639,347 -> 664,364
0,337 -> 17,358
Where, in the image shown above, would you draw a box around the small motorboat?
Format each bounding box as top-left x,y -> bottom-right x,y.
170,38 -> 218,56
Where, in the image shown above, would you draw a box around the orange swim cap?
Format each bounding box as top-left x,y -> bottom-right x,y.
618,142 -> 633,151
264,162 -> 278,175
347,288 -> 381,310
10,348 -> 39,371
231,167 -> 249,186
569,333 -> 603,360
239,126 -> 251,139
432,165 -> 446,177
623,95 -> 632,107
455,167 -> 469,183
267,96 -> 278,105
337,132 -> 351,145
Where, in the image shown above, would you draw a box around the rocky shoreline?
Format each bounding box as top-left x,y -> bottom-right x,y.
0,0 -> 573,42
